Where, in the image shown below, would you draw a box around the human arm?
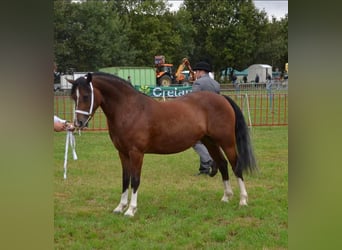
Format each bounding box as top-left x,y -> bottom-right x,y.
54,121 -> 66,132
54,115 -> 74,132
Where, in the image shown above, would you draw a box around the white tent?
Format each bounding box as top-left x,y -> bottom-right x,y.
247,64 -> 272,83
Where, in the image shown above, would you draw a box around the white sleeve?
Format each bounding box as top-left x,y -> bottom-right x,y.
54,115 -> 66,123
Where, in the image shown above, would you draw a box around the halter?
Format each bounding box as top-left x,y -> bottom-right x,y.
75,81 -> 94,127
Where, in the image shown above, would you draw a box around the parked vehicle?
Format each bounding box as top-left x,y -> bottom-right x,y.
155,56 -> 195,86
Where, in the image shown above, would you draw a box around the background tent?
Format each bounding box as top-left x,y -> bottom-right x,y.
247,64 -> 272,83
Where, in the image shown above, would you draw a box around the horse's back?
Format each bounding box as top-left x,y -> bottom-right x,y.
164,91 -> 229,108
159,91 -> 236,135
177,91 -> 234,118
178,91 -> 236,139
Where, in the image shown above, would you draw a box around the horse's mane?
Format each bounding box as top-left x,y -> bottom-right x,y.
92,72 -> 135,89
71,72 -> 140,94
70,72 -> 148,97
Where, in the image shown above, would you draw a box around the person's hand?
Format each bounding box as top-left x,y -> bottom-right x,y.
54,121 -> 75,132
54,121 -> 66,132
65,122 -> 75,132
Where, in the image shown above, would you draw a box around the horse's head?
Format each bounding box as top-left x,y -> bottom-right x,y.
68,73 -> 99,129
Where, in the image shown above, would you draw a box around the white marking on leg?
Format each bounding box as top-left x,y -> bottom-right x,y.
237,178 -> 248,206
124,190 -> 138,217
221,180 -> 234,202
113,189 -> 129,213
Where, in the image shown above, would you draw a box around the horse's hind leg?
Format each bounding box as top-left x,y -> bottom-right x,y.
203,141 -> 234,202
201,137 -> 221,177
231,158 -> 248,206
223,145 -> 248,206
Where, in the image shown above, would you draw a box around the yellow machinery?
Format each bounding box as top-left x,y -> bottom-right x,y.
155,56 -> 195,86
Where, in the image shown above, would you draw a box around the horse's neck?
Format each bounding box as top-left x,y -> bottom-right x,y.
96,80 -> 139,118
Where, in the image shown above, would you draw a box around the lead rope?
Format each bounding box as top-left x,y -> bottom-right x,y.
63,104 -> 79,179
63,130 -> 78,179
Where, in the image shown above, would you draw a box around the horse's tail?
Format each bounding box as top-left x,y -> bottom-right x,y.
223,95 -> 258,174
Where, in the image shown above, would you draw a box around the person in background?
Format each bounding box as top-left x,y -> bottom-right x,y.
266,73 -> 272,90
191,61 -> 220,175
232,73 -> 237,84
255,73 -> 260,83
127,76 -> 134,86
54,115 -> 74,132
232,73 -> 239,93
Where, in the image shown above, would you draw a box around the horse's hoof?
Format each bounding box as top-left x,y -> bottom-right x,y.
124,206 -> 137,217
113,203 -> 127,214
221,191 -> 233,202
239,201 -> 248,206
239,196 -> 248,206
124,213 -> 134,217
221,197 -> 229,202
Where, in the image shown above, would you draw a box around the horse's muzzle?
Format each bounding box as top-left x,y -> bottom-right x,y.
74,119 -> 89,129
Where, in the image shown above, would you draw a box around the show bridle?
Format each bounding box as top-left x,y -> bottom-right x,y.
74,80 -> 94,128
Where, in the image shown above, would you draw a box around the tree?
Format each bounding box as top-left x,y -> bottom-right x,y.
252,14 -> 288,72
184,0 -> 270,78
124,0 -> 193,66
53,0 -> 287,80
54,0 -> 135,72
170,8 -> 196,64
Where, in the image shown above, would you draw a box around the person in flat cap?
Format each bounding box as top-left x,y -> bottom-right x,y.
191,61 -> 220,175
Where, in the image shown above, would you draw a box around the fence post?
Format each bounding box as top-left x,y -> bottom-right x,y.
244,93 -> 252,130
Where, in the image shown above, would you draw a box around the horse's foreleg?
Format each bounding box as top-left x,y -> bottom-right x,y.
124,150 -> 143,217
124,190 -> 138,217
124,173 -> 140,217
113,189 -> 129,213
113,153 -> 131,214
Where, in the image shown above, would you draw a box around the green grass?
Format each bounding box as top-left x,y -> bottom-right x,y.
54,127 -> 288,249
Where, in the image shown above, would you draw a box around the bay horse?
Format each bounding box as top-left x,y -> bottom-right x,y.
68,72 -> 257,217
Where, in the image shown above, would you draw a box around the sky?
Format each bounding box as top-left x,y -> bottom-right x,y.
168,0 -> 288,20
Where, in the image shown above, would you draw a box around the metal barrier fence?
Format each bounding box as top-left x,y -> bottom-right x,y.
54,85 -> 288,130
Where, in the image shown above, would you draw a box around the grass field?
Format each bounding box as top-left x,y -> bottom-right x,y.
54,126 -> 288,249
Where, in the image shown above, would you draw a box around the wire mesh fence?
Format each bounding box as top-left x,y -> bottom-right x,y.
54,83 -> 288,130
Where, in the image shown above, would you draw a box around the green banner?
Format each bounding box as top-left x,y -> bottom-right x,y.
134,85 -> 193,98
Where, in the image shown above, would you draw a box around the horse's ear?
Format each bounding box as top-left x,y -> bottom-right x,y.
86,72 -> 92,83
67,78 -> 76,84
